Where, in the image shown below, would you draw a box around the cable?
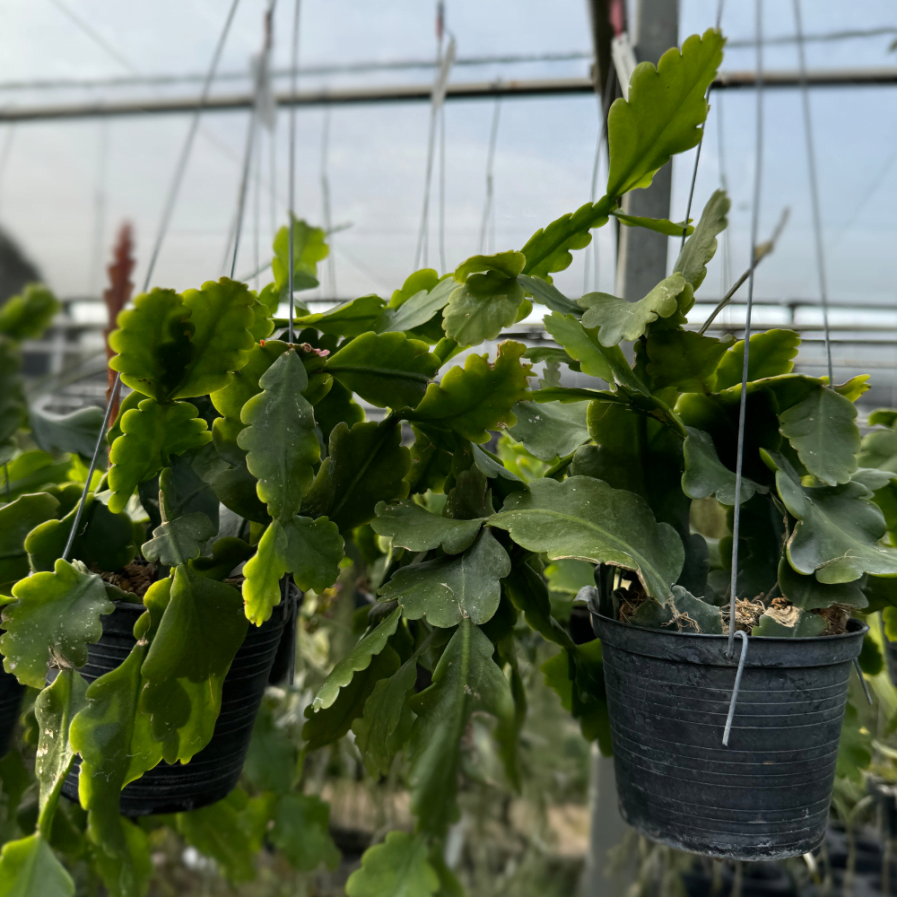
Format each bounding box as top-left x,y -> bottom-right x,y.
320,107 -> 337,299
287,0 -> 301,343
46,0 -> 137,75
727,0 -> 764,657
793,0 -> 833,386
477,94 -> 501,254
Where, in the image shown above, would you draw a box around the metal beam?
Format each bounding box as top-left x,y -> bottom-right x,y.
2,68 -> 896,123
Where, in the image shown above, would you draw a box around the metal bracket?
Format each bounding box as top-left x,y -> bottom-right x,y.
722,630 -> 749,747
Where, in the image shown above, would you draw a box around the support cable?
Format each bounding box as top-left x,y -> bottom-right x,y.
287,0 -> 301,344
477,93 -> 501,255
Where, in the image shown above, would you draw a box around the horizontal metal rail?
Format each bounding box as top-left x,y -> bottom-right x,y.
2,68 -> 896,123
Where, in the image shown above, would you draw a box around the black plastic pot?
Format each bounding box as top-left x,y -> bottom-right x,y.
0,667 -> 25,757
592,611 -> 866,861
267,588 -> 299,685
63,598 -> 288,816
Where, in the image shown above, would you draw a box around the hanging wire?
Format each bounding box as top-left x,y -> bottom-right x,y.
228,105 -> 259,278
88,120 -> 109,297
716,91 -> 732,315
477,93 -> 501,254
253,118 -> 262,292
583,66 -> 617,294
62,1 -> 242,562
679,0 -> 726,254
438,102 -> 447,272
792,0 -> 834,386
0,127 -> 16,213
320,106 -> 337,298
727,0 -> 764,657
287,0 -> 302,344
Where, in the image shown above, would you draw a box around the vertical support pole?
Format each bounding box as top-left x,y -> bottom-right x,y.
582,3 -> 678,895
614,0 -> 680,300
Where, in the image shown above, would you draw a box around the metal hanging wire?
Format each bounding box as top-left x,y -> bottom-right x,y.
88,120 -> 109,297
62,0 -> 243,563
727,0 -> 764,659
320,106 -> 337,299
287,0 -> 302,344
477,93 -> 501,255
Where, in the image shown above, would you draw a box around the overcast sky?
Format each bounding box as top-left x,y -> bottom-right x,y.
1,0 -> 896,327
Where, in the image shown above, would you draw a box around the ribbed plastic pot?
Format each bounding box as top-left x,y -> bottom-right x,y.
0,668 -> 24,758
591,611 -> 866,861
63,598 -> 287,816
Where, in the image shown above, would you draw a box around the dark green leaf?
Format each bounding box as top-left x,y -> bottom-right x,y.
237,349 -> 319,521
507,400 -> 589,463
502,562 -> 576,649
672,189 -> 729,290
668,585 -> 722,633
682,427 -> 764,505
407,426 -> 453,495
352,658 -> 417,775
303,420 -> 410,533
346,831 -> 438,897
489,476 -> 683,600
545,559 -> 595,594
769,452 -> 897,583
517,275 -> 581,315
379,529 -> 510,627
270,793 -> 340,872
0,337 -> 24,455
141,512 -> 215,567
714,329 -> 801,391
443,263 -> 525,347
605,29 -> 724,196
408,620 -> 514,836
778,385 -> 859,486
777,557 -> 867,610
455,250 -> 526,281
752,606 -> 826,637
294,295 -> 386,337
578,273 -> 685,345
1,560 -> 113,688
190,537 -> 254,581
243,702 -> 295,794
405,340 -> 531,443
310,607 -> 401,712
612,212 -> 692,236
0,285 -> 60,341
376,278 -> 455,335
325,331 -> 440,408
29,406 -> 104,458
107,398 -> 211,513
371,500 -> 483,554
0,493 -> 60,586
34,669 -> 88,837
0,834 -> 73,897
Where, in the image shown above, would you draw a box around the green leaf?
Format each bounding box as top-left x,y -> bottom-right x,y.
545,559 -> 595,594
325,331 -> 440,409
455,250 -> 526,281
270,793 -> 341,872
210,340 -> 290,464
176,791 -> 272,883
672,189 -> 729,290
377,278 -> 456,334
0,493 -> 60,586
0,285 -> 61,341
578,273 -> 686,346
352,658 -> 417,775
371,499 -> 484,554
311,607 -> 401,712
107,398 -> 211,514
243,702 -> 295,794
272,217 -> 329,297
294,295 -> 386,337
870,409 -> 897,429
379,529 -> 510,627
1,560 -> 113,688
507,400 -> 590,463
517,275 -> 581,315
29,406 -> 104,458
714,329 -> 801,391
543,312 -> 640,390
488,476 -> 684,600
141,512 -> 215,567
752,606 -> 826,637
519,198 -> 614,279
0,337 -> 24,453
35,669 -> 88,837
668,585 -> 722,633
407,427 -> 454,495
778,384 -> 859,486
0,834 -> 73,897
303,420 -> 411,533
645,330 -> 733,393
612,212 -> 693,237
238,349 -> 319,521
408,620 -> 514,836
346,831 -> 438,897
140,567 -> 248,762
770,453 -> 897,583
682,427 -> 764,505
777,557 -> 867,611
243,516 -> 343,624
405,340 -> 531,443
303,647 -> 400,750
606,29 -> 724,196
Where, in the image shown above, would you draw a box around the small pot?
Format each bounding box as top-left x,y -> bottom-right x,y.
63,598 -> 288,816
591,610 -> 866,861
0,667 -> 24,757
